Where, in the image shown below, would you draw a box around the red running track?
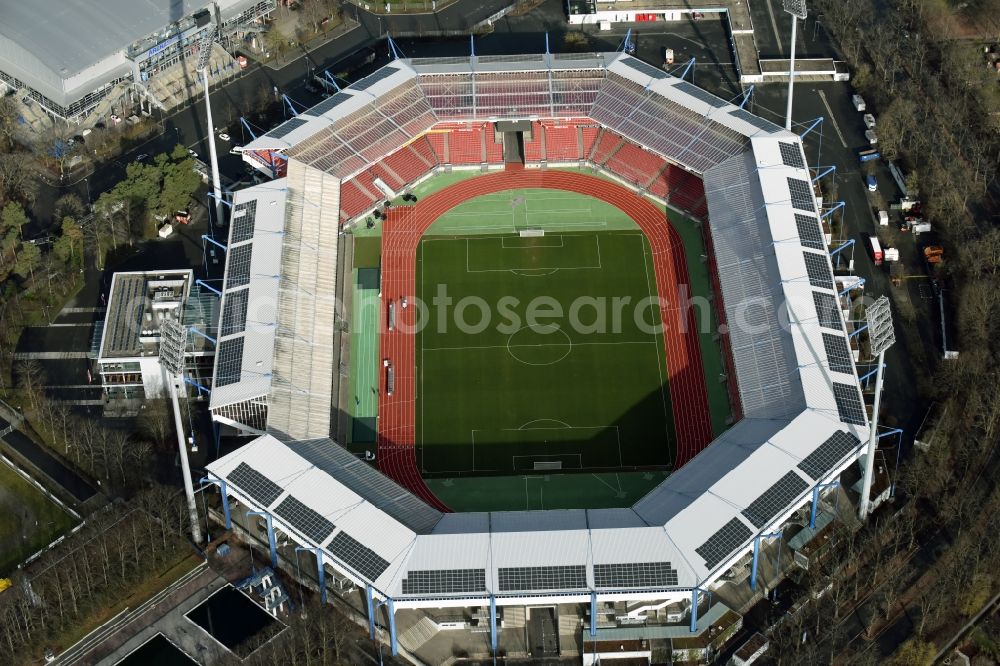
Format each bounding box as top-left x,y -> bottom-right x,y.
376,170 -> 714,511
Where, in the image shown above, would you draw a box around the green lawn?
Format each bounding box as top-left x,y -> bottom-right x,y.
416,224 -> 675,477
0,461 -> 77,575
348,268 -> 381,444
425,471 -> 670,512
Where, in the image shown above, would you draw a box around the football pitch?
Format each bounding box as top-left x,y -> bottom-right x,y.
415,190 -> 676,477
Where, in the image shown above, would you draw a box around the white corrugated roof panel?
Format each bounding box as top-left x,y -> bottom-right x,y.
490,529 -> 591,568
209,183 -> 287,411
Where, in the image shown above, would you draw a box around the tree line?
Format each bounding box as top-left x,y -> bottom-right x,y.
14,361 -> 183,494
0,488 -> 192,662
765,0 -> 1000,662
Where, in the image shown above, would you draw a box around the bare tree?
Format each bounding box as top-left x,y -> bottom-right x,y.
138,397 -> 174,448
14,358 -> 46,409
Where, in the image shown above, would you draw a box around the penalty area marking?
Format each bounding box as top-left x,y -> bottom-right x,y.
464,235 -> 603,273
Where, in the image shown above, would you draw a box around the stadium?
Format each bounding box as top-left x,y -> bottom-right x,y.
204,50 -> 871,661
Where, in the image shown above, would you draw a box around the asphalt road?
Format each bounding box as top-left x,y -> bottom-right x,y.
0,416 -> 96,502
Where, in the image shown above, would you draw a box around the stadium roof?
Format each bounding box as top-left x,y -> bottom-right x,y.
0,0 -> 253,109
243,53 -> 781,177
207,53 -> 871,605
210,182 -> 286,416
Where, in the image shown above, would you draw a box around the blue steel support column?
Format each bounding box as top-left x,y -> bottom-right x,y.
810,481 -> 840,528
198,476 -> 231,529
750,532 -> 783,590
294,546 -> 325,603
366,585 -> 377,640
247,511 -> 277,567
590,592 -> 597,636
490,595 -> 498,653
750,537 -> 760,590
680,58 -> 696,81
195,279 -> 222,297
239,116 -> 259,140
218,479 -> 231,529
690,588 -> 699,632
388,598 -> 398,656
750,538 -> 762,590
810,487 -> 821,529
316,551 -> 326,604
798,116 -> 824,139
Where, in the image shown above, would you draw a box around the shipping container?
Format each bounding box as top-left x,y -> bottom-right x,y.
868,235 -> 883,265
858,148 -> 881,163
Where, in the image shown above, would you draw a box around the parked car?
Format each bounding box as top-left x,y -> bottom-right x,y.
866,175 -> 878,192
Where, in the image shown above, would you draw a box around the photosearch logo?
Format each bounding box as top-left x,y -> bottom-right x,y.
390,283 -> 726,336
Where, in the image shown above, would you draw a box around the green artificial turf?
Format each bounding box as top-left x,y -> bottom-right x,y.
348,268 -> 381,444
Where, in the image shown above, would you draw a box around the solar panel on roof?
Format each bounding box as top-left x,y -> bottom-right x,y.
351,65 -> 399,91
594,562 -> 678,588
802,251 -> 835,291
823,332 -> 855,374
329,531 -> 390,581
729,107 -> 782,133
787,177 -> 816,212
497,565 -> 587,592
624,56 -> 669,80
795,213 -> 825,250
220,289 -> 249,337
741,471 -> 809,528
227,461 -> 283,506
273,495 -> 335,544
813,291 -> 841,329
675,80 -> 727,108
401,569 -> 486,595
696,517 -> 752,569
310,92 -> 353,116
215,336 -> 245,387
833,382 -> 867,426
230,200 -> 257,244
798,430 -> 861,480
779,141 -> 806,169
225,244 -> 253,290
266,117 -> 308,139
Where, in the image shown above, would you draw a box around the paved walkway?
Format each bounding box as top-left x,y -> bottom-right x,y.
0,414 -> 96,503
54,560 -> 230,666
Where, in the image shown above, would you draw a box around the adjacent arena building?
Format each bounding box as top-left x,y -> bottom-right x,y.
0,0 -> 274,123
203,51 -> 872,662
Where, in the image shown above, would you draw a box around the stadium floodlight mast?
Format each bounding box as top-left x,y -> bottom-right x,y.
858,295 -> 895,520
782,0 -> 807,130
159,318 -> 203,543
198,5 -> 225,228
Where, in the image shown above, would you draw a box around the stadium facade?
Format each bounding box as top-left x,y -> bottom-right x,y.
203,52 -> 873,660
0,0 -> 274,123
